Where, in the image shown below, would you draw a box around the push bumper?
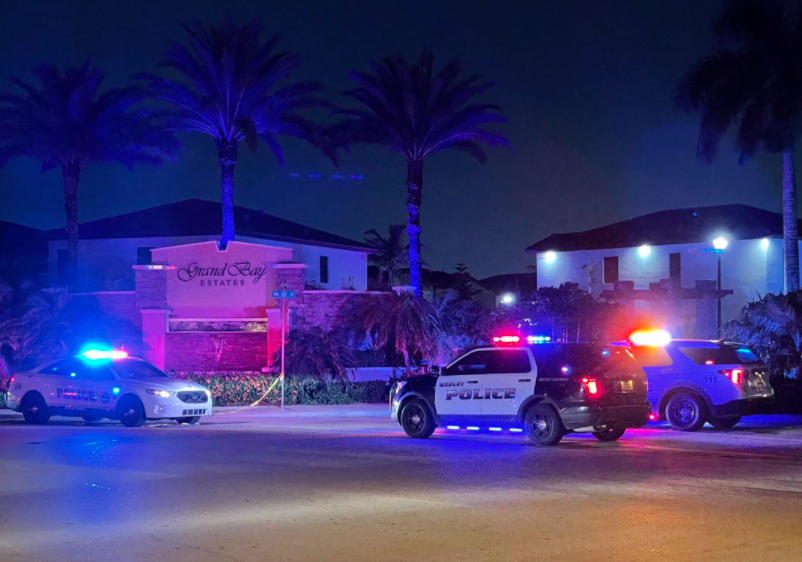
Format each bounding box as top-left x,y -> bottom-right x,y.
561,401 -> 651,430
145,396 -> 213,419
713,396 -> 774,418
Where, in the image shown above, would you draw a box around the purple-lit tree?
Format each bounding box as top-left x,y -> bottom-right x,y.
676,0 -> 802,291
335,52 -> 508,297
0,63 -> 177,288
139,20 -> 333,245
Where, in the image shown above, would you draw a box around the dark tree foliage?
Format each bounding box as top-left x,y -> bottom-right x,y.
0,63 -> 177,288
364,224 -> 407,289
279,322 -> 355,381
676,0 -> 802,290
335,52 -> 508,297
139,19 -> 333,245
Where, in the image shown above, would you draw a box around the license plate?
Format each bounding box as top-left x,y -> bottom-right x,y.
618,380 -> 634,392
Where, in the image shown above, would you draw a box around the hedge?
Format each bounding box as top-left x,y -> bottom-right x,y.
175,372 -> 391,406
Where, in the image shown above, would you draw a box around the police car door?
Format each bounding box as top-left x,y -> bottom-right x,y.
34,358 -> 78,407
435,349 -> 494,419
479,348 -> 536,421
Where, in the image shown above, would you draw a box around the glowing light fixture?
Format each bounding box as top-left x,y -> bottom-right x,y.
543,251 -> 557,263
446,425 -> 460,430
82,349 -> 128,361
488,427 -> 502,432
712,236 -> 729,251
637,244 -> 652,258
509,428 -> 523,433
493,334 -> 521,345
761,238 -> 770,251
629,329 -> 672,347
467,426 -> 480,431
111,387 -> 121,395
500,293 -> 516,306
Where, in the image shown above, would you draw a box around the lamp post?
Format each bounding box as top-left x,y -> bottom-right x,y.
708,237 -> 729,335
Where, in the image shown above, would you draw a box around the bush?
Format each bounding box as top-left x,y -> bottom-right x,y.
174,372 -> 390,406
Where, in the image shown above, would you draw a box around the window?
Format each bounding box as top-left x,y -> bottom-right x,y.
444,349 -> 531,375
630,346 -> 674,368
110,359 -> 169,379
137,247 -> 154,265
57,250 -> 70,285
679,345 -> 760,366
603,256 -> 619,284
669,253 -> 681,280
38,358 -> 115,380
319,256 -> 329,284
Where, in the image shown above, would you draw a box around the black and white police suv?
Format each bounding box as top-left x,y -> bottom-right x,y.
6,349 -> 212,427
390,335 -> 651,445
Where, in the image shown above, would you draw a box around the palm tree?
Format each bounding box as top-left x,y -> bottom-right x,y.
335,52 -> 509,296
139,19 -> 333,245
280,322 -> 354,381
364,292 -> 436,374
364,224 -> 407,288
0,63 -> 177,288
676,0 -> 802,291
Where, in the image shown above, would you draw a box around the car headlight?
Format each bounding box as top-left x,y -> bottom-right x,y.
146,389 -> 173,398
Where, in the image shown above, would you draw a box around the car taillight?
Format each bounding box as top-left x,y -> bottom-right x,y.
581,377 -> 601,397
719,368 -> 743,385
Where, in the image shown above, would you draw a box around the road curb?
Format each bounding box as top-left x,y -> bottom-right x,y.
212,404 -> 387,418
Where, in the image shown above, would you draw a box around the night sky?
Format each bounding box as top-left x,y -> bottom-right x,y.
0,0 -> 781,278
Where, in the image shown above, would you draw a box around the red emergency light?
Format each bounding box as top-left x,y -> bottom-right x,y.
492,334 -> 521,345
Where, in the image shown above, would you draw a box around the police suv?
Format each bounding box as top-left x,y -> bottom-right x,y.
620,331 -> 774,431
6,349 -> 212,427
390,336 -> 651,445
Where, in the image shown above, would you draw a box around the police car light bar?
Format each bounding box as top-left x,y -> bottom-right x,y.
492,334 -> 521,345
628,329 -> 671,347
526,335 -> 552,344
81,349 -> 128,360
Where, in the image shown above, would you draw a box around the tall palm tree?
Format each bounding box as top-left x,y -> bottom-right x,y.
364,224 -> 407,288
139,19 -> 333,245
676,0 -> 802,291
335,52 -> 509,296
0,63 -> 177,288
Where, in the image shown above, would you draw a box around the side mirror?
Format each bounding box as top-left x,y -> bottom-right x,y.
431,365 -> 442,376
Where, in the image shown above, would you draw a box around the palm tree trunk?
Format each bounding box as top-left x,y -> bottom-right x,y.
783,148 -> 800,292
218,141 -> 238,246
62,163 -> 81,291
406,159 -> 424,297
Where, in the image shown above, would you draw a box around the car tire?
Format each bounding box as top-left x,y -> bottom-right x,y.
709,415 -> 741,429
592,426 -> 627,442
21,393 -> 50,425
82,415 -> 101,423
117,396 -> 146,428
399,399 -> 436,438
176,416 -> 201,425
665,392 -> 707,432
525,403 -> 564,446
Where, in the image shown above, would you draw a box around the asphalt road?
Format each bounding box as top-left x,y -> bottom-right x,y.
2,409 -> 802,562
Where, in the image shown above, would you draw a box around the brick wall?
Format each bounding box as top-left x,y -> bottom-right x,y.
301,291 -> 390,332
135,269 -> 168,310
165,332 -> 268,371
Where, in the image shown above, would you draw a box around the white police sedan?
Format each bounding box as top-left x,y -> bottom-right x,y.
6,349 -> 212,427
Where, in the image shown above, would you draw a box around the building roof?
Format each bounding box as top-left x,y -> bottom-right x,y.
526,204 -> 790,253
478,273 -> 537,295
47,199 -> 373,252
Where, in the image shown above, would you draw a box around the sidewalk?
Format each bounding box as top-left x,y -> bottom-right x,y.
212,403 -> 388,418
0,403 -> 388,421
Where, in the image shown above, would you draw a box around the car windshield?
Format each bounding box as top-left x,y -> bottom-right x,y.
109,359 -> 169,379
678,344 -> 761,366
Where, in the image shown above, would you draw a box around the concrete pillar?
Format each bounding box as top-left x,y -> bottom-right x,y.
141,309 -> 169,369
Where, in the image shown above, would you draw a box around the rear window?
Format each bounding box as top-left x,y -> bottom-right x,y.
678,344 -> 760,366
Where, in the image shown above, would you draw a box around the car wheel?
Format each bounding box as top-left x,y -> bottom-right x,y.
709,415 -> 741,429
82,415 -> 101,423
399,399 -> 436,438
176,416 -> 201,425
665,392 -> 707,431
21,393 -> 50,425
592,426 -> 627,442
525,403 -> 564,446
118,396 -> 146,428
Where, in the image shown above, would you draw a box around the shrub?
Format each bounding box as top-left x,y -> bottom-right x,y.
174,372 -> 390,406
